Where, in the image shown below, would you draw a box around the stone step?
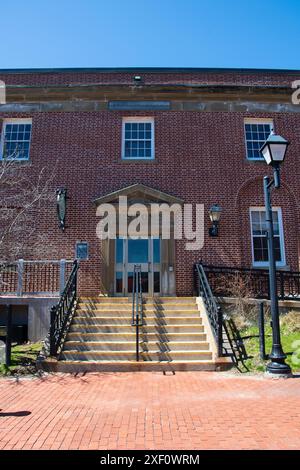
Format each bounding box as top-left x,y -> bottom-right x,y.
77,305 -> 199,312
60,350 -> 213,361
66,332 -> 207,342
69,324 -> 205,333
80,297 -> 196,303
72,316 -> 202,325
47,295 -> 233,373
75,309 -> 201,317
40,359 -> 230,373
63,340 -> 210,352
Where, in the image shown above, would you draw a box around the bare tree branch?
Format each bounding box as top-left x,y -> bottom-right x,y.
0,150 -> 58,268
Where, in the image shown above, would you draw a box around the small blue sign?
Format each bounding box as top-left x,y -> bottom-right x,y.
76,242 -> 89,260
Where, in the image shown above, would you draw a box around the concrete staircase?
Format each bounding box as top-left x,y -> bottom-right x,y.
43,297 -> 231,372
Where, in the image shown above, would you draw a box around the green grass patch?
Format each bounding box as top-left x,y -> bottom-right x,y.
0,342 -> 41,376
241,321 -> 300,373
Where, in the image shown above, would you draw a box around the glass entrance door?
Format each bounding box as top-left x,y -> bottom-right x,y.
115,237 -> 161,295
127,238 -> 149,293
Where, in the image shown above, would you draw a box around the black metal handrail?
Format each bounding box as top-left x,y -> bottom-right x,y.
49,259 -> 79,356
194,263 -> 223,357
131,264 -> 143,361
203,264 -> 300,301
222,318 -> 249,372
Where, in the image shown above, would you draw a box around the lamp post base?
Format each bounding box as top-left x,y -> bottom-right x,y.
266,360 -> 292,377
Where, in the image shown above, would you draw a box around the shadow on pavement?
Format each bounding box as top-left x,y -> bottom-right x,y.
0,411 -> 31,417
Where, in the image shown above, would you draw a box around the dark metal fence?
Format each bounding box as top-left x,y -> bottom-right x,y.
203,265 -> 300,301
131,264 -> 143,362
49,260 -> 79,356
194,263 -> 223,356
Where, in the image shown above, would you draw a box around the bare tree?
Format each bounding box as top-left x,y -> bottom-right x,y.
0,150 -> 57,283
214,271 -> 270,328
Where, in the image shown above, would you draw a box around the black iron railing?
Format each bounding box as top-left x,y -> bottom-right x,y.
194,263 -> 223,357
131,264 -> 143,361
222,318 -> 249,372
203,264 -> 300,301
49,260 -> 79,356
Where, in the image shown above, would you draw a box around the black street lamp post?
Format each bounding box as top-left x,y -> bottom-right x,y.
260,132 -> 292,376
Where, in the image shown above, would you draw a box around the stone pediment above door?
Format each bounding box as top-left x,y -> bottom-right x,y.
93,183 -> 184,206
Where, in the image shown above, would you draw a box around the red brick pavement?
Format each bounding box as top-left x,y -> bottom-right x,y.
0,372 -> 299,450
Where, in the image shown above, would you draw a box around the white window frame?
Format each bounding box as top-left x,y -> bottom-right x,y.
122,117 -> 155,160
244,118 -> 274,161
0,118 -> 32,161
249,207 -> 286,268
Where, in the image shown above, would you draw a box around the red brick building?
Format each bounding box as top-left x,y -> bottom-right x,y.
0,67 -> 299,299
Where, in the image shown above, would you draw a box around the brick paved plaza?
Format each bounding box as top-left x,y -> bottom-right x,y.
0,372 -> 299,450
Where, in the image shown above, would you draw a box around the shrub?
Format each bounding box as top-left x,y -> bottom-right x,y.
280,311 -> 300,334
217,272 -> 270,329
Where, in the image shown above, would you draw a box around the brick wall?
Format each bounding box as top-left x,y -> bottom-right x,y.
0,69 -> 299,295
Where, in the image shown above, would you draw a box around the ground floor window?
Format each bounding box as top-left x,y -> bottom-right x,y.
250,207 -> 286,267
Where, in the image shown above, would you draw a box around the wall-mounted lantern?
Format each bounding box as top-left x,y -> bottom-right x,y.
209,204 -> 222,237
56,188 -> 67,231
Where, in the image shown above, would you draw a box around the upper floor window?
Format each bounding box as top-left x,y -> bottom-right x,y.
244,120 -> 273,160
1,119 -> 32,161
122,117 -> 154,160
250,207 -> 285,267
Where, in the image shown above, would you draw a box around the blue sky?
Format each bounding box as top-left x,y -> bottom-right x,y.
1,0 -> 300,70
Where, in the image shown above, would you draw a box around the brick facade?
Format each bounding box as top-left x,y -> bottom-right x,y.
0,68 -> 299,296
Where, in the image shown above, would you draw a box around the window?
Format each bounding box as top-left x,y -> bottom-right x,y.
122,117 -> 154,159
1,119 -> 32,160
250,208 -> 285,267
244,120 -> 273,160
75,242 -> 89,260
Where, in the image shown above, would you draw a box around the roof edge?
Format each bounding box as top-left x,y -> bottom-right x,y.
0,66 -> 300,75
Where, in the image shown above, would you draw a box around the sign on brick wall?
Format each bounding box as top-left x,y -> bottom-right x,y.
108,101 -> 170,110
